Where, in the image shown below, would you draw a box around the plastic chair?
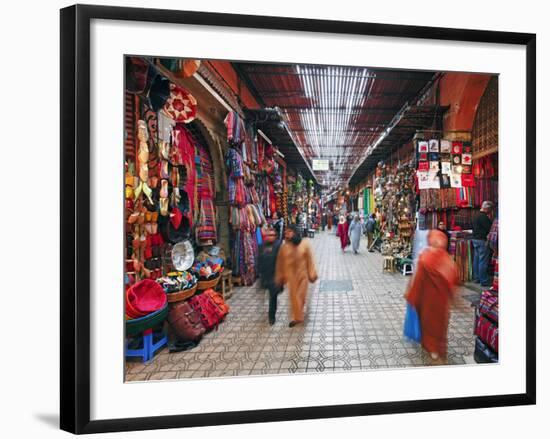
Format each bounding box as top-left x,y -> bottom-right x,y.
400,258 -> 413,275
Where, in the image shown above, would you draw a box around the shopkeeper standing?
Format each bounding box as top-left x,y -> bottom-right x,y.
472,201 -> 494,287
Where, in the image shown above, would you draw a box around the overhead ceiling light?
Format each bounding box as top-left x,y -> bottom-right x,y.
291,65 -> 372,182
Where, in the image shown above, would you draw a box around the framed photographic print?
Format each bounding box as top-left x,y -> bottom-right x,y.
60,4 -> 536,434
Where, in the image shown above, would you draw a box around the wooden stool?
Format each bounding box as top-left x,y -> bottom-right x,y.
220,269 -> 233,299
383,256 -> 396,273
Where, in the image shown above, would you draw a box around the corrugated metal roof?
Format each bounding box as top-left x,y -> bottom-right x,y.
234,62 -> 436,189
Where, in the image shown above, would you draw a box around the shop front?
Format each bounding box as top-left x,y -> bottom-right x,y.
124,56 -> 315,362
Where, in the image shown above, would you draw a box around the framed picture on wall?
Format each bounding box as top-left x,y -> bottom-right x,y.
60,4 -> 536,434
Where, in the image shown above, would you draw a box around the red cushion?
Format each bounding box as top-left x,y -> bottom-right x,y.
126,279 -> 167,318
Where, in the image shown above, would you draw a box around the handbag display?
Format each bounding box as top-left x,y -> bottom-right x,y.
167,301 -> 206,342
202,288 -> 230,319
188,293 -> 224,331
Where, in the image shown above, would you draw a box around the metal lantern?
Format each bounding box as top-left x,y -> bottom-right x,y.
171,240 -> 195,271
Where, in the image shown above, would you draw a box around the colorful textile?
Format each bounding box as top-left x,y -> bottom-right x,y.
172,124 -> 197,220
196,144 -> 214,200
454,238 -> 473,283
479,289 -> 498,323
492,257 -> 499,291
224,111 -> 246,145
239,230 -> 258,285
162,84 -> 197,123
475,314 -> 499,353
226,148 -> 244,178
474,178 -> 498,207
456,187 -> 475,208
487,218 -> 498,253
472,155 -> 496,178
196,199 -> 217,244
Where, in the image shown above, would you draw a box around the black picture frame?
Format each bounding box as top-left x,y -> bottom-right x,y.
60,4 -> 536,434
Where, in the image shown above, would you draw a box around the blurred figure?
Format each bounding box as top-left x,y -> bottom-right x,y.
472,201 -> 494,287
258,227 -> 283,325
337,216 -> 349,252
412,226 -> 429,268
275,224 -> 318,327
365,213 -> 376,251
348,214 -> 362,254
272,211 -> 284,244
405,230 -> 458,363
333,212 -> 339,235
321,210 -> 327,231
327,210 -> 333,231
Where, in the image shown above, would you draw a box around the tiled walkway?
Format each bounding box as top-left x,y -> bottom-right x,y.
126,230 -> 477,381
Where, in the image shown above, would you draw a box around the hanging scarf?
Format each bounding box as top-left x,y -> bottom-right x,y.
196,199 -> 217,244
172,124 -> 196,220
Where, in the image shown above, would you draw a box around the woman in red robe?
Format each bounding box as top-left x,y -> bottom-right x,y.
406,230 -> 458,362
336,216 -> 349,252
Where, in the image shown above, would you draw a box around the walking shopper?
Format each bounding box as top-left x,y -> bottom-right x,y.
365,213 -> 376,251
472,201 -> 494,287
348,214 -> 362,254
327,210 -> 333,231
271,211 -> 284,244
321,211 -> 327,231
405,230 -> 458,364
337,216 -> 349,252
275,224 -> 318,327
258,227 -> 283,325
412,224 -> 429,268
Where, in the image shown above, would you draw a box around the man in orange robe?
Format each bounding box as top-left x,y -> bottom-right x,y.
275,224 -> 318,327
406,230 -> 458,362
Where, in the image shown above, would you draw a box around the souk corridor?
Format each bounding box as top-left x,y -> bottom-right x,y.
124,57 -> 500,381
125,230 -> 478,381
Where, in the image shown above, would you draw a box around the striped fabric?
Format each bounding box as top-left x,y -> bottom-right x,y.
196,199 -> 217,244
479,289 -> 498,323
475,314 -> 499,353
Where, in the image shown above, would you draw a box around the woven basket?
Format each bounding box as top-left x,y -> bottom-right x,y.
166,283 -> 197,303
197,274 -> 220,291
126,304 -> 168,336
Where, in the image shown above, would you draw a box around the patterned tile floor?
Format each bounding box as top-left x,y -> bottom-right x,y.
125,230 -> 478,381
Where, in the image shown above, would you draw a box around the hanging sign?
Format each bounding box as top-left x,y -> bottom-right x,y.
312,159 -> 330,171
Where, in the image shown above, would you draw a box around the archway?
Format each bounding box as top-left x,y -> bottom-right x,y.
187,118 -> 231,257
439,73 -> 492,133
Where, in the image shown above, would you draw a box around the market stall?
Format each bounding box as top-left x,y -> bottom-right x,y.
124,57 -> 230,360
415,136 -> 498,282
